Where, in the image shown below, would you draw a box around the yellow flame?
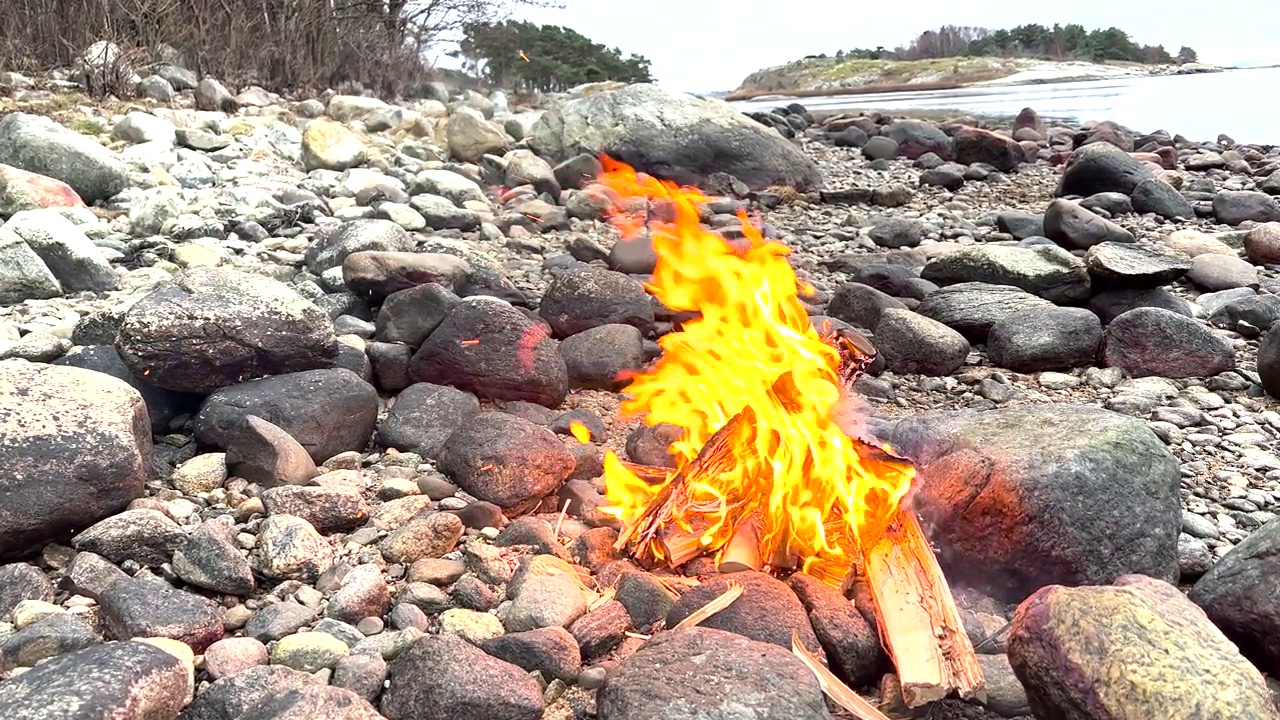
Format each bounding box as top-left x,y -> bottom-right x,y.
568,421 -> 592,444
595,156 -> 914,583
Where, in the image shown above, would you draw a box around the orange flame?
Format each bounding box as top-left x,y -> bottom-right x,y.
595,156 -> 915,584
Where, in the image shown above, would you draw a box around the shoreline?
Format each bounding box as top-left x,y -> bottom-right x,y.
724,61 -> 1235,102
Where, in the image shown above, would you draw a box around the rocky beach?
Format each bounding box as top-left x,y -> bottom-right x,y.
3,45 -> 1280,720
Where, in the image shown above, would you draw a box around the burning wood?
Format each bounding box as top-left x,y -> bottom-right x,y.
592,156 -> 983,707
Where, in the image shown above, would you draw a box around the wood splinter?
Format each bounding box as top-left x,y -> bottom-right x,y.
860,509 -> 986,707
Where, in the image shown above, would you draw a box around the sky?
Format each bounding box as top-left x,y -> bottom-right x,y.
434,0 -> 1280,92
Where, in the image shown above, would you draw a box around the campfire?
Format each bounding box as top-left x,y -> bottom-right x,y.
591,157 -> 985,709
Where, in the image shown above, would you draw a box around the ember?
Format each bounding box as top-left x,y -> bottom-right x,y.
594,156 -> 914,585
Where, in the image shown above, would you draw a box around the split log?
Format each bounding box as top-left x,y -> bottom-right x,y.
861,509 -> 985,707
717,513 -> 763,573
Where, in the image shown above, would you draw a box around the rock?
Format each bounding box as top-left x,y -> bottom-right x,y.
235,685 -> 383,719
1258,325 -> 1280,398
977,653 -> 1031,717
261,482 -> 369,533
0,113 -> 130,202
1088,287 -> 1192,325
0,612 -> 102,673
0,564 -> 55,622
1010,576 -> 1278,719
0,640 -> 191,718
872,309 -> 969,376
568,600 -> 630,659
921,244 -> 1090,304
1162,228 -> 1236,259
788,574 -> 884,688
885,119 -> 952,160
531,83 -> 820,191
825,282 -> 908,331
253,515 -> 334,582
307,220 -> 416,276
181,665 -> 318,720
333,652 -> 388,702
225,416 -> 320,487
1043,198 -> 1135,250
883,405 -> 1180,602
1056,140 -> 1154,197
1243,222 -> 1280,265
99,577 -> 224,651
0,363 -> 151,561
63,551 -> 127,600
666,571 -> 822,657
170,453 -> 228,494
504,149 -> 560,196
116,267 -> 338,394
112,112 -> 176,145
437,413 -> 574,514
342,251 -> 470,302
302,119 -> 368,172
381,634 -> 544,720
408,297 -> 568,407
1080,191 -> 1133,216
598,627 -> 829,720
1187,254 -> 1259,291
1102,308 -> 1236,378
1213,190 -> 1280,226
917,282 -> 1054,342
410,194 -> 481,232
1131,178 -> 1194,219
0,228 -> 60,303
379,512 -> 464,564
447,107 -> 509,162
244,603 -> 316,643
1084,242 -> 1191,288
195,78 -> 236,111
193,368 -> 377,465
172,520 -> 256,595
538,267 -> 654,338
953,127 -> 1021,172
480,627 -> 581,683
988,307 -> 1103,372
1189,517 -> 1280,675
996,212 -> 1045,240
0,164 -> 85,217
377,382 -> 480,459
860,136 -> 898,160
1,209 -> 116,292
271,631 -> 350,672
374,283 -> 459,347
559,323 -> 645,390
867,216 -> 924,249
204,637 -> 269,680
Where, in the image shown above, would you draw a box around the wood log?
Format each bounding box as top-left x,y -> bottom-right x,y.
861,509 -> 985,707
717,513 -> 763,573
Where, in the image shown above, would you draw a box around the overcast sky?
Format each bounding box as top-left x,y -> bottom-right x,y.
480,0 -> 1280,92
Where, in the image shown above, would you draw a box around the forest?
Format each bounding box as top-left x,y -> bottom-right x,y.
455,20 -> 653,92
829,24 -> 1198,65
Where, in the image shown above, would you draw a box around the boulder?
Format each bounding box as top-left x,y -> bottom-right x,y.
236,686 -> 383,720
916,282 -> 1053,342
666,571 -> 822,658
305,220 -> 416,275
99,576 -> 224,652
825,282 -> 908,331
0,363 -> 152,561
0,640 -> 192,718
1189,517 -> 1280,675
53,345 -> 198,433
376,382 -> 480,459
1213,190 -> 1280,226
1,209 -> 117,292
181,665 -> 319,720
116,267 -> 338,394
885,119 -> 952,160
0,222 -> 61,303
1131,178 -> 1194,219
1055,139 -> 1154,197
381,634 -> 544,720
0,113 -> 130,203
446,106 -> 510,162
408,297 -> 568,408
193,368 -> 378,464
538,267 -> 654,338
1010,576 -> 1278,720
529,83 -> 820,191
374,282 -> 459,348
301,119 -> 368,172
882,404 -> 1180,602
1186,254 -> 1259,291
598,627 -> 829,720
987,307 -> 1103,372
342,251 -> 470,302
437,412 -> 575,514
0,163 -> 85,217
872,309 -> 970,376
1043,199 -> 1135,250
1243,222 -> 1280,265
1083,241 -> 1191,289
1102,308 -> 1236,378
1088,287 -> 1192,325
559,323 -> 645,390
952,127 -> 1022,172
921,244 -> 1090,304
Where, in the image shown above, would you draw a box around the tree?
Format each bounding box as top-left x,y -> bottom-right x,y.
1177,45 -> 1199,64
458,20 -> 653,92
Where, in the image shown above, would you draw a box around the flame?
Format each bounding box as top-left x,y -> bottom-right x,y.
595,156 -> 915,585
568,421 -> 592,444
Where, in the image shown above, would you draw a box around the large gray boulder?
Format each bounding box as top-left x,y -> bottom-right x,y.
0,363 -> 153,561
530,83 -> 821,191
0,640 -> 191,718
881,404 -> 1181,603
0,113 -> 131,203
1189,517 -> 1280,676
920,244 -> 1090,304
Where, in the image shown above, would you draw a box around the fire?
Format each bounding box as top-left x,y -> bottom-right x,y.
568,421 -> 592,444
594,156 -> 915,585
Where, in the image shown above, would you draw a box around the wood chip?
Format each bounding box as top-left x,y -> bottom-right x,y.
791,631 -> 894,720
672,581 -> 743,630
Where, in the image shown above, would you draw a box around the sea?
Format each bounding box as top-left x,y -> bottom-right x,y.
730,66 -> 1280,147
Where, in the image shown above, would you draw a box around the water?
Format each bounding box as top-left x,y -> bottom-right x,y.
731,67 -> 1280,146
